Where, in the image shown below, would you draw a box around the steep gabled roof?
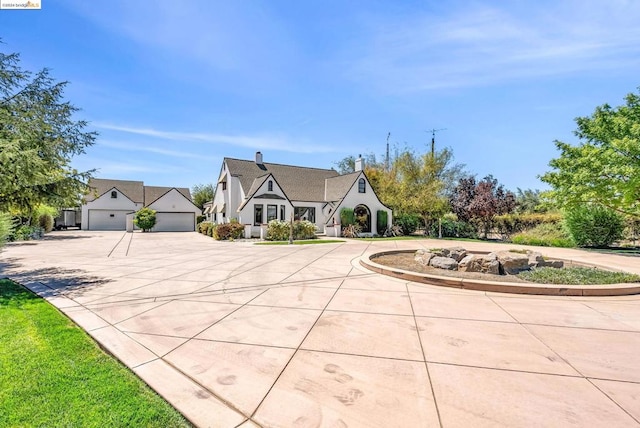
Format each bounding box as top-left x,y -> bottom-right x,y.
224,158 -> 340,202
85,179 -> 192,207
325,172 -> 360,202
144,186 -> 192,206
244,174 -> 271,201
86,178 -> 144,203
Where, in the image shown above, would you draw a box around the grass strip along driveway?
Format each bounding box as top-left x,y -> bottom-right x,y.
0,279 -> 191,427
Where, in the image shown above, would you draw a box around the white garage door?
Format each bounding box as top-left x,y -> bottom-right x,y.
154,212 -> 195,232
88,210 -> 130,230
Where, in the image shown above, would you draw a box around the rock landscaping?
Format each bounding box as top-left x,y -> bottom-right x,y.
414,246 -> 564,276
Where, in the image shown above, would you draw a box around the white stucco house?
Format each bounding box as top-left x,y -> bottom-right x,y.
81,179 -> 201,231
209,152 -> 392,236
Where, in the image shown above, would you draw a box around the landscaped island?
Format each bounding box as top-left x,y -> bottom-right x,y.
371,246 -> 640,286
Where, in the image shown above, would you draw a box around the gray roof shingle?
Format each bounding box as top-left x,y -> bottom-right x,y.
325,172 -> 359,202
86,179 -> 144,203
225,158 -> 340,202
85,179 -> 192,206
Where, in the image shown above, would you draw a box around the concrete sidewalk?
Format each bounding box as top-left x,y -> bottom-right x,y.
1,231 -> 639,427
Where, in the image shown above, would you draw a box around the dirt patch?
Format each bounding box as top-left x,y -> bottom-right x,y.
372,253 -> 529,283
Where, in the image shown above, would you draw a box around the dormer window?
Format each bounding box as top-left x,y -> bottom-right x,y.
111,191 -> 118,198
268,180 -> 273,191
358,178 -> 366,193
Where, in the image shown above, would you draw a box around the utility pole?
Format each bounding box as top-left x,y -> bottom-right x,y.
385,132 -> 390,171
427,128 -> 446,156
426,128 -> 446,239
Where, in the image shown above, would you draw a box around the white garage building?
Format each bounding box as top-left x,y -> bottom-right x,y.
81,179 -> 201,232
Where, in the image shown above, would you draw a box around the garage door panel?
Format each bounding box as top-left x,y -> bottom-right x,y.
88,210 -> 129,230
154,212 -> 194,232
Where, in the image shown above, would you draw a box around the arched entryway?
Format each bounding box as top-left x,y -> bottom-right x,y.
354,204 -> 371,233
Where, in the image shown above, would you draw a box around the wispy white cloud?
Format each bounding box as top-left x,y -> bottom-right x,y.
342,1 -> 640,93
94,123 -> 339,154
93,161 -> 186,176
98,140 -> 219,161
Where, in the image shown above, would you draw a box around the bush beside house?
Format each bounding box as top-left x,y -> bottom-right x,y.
213,222 -> 244,240
134,208 -> 157,232
266,220 -> 316,241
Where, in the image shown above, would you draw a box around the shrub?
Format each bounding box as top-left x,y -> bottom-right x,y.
196,215 -> 206,224
0,212 -> 15,248
31,205 -> 58,226
214,222 -> 244,240
208,223 -> 216,237
340,208 -> 355,226
134,207 -> 157,232
376,210 -> 388,234
429,217 -> 478,239
383,224 -> 403,237
266,220 -> 290,241
393,213 -> 421,235
510,222 -> 574,248
266,219 -> 316,241
294,220 -> 316,239
494,212 -> 563,239
565,205 -> 624,247
198,221 -> 213,235
38,213 -> 54,233
624,217 -> 640,244
341,223 -> 361,238
11,225 -> 44,241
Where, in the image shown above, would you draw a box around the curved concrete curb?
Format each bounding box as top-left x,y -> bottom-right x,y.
360,250 -> 640,296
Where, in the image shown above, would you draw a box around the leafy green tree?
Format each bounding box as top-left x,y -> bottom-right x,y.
540,89 -> 640,219
0,212 -> 14,248
191,183 -> 214,210
381,147 -> 464,230
335,146 -> 465,234
333,153 -> 383,174
0,47 -> 96,218
134,207 -> 156,232
514,188 -> 548,214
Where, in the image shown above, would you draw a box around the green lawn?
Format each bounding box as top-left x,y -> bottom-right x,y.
0,279 -> 191,427
256,239 -> 345,245
519,267 -> 640,285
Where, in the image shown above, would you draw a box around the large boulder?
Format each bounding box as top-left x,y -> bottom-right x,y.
495,251 -> 530,275
441,246 -> 468,262
459,253 -> 500,275
458,254 -> 500,275
415,249 -> 435,266
430,256 -> 459,270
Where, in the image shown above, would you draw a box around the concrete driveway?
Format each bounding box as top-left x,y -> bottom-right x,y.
2,231 -> 639,427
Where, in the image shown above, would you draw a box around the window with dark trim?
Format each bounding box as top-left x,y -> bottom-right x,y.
268,180 -> 273,191
280,205 -> 285,220
294,207 -> 316,223
358,178 -> 366,193
267,204 -> 277,222
111,191 -> 118,198
221,181 -> 227,190
254,205 -> 263,226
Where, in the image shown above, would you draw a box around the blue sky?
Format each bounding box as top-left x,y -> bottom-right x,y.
1,0 -> 639,191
